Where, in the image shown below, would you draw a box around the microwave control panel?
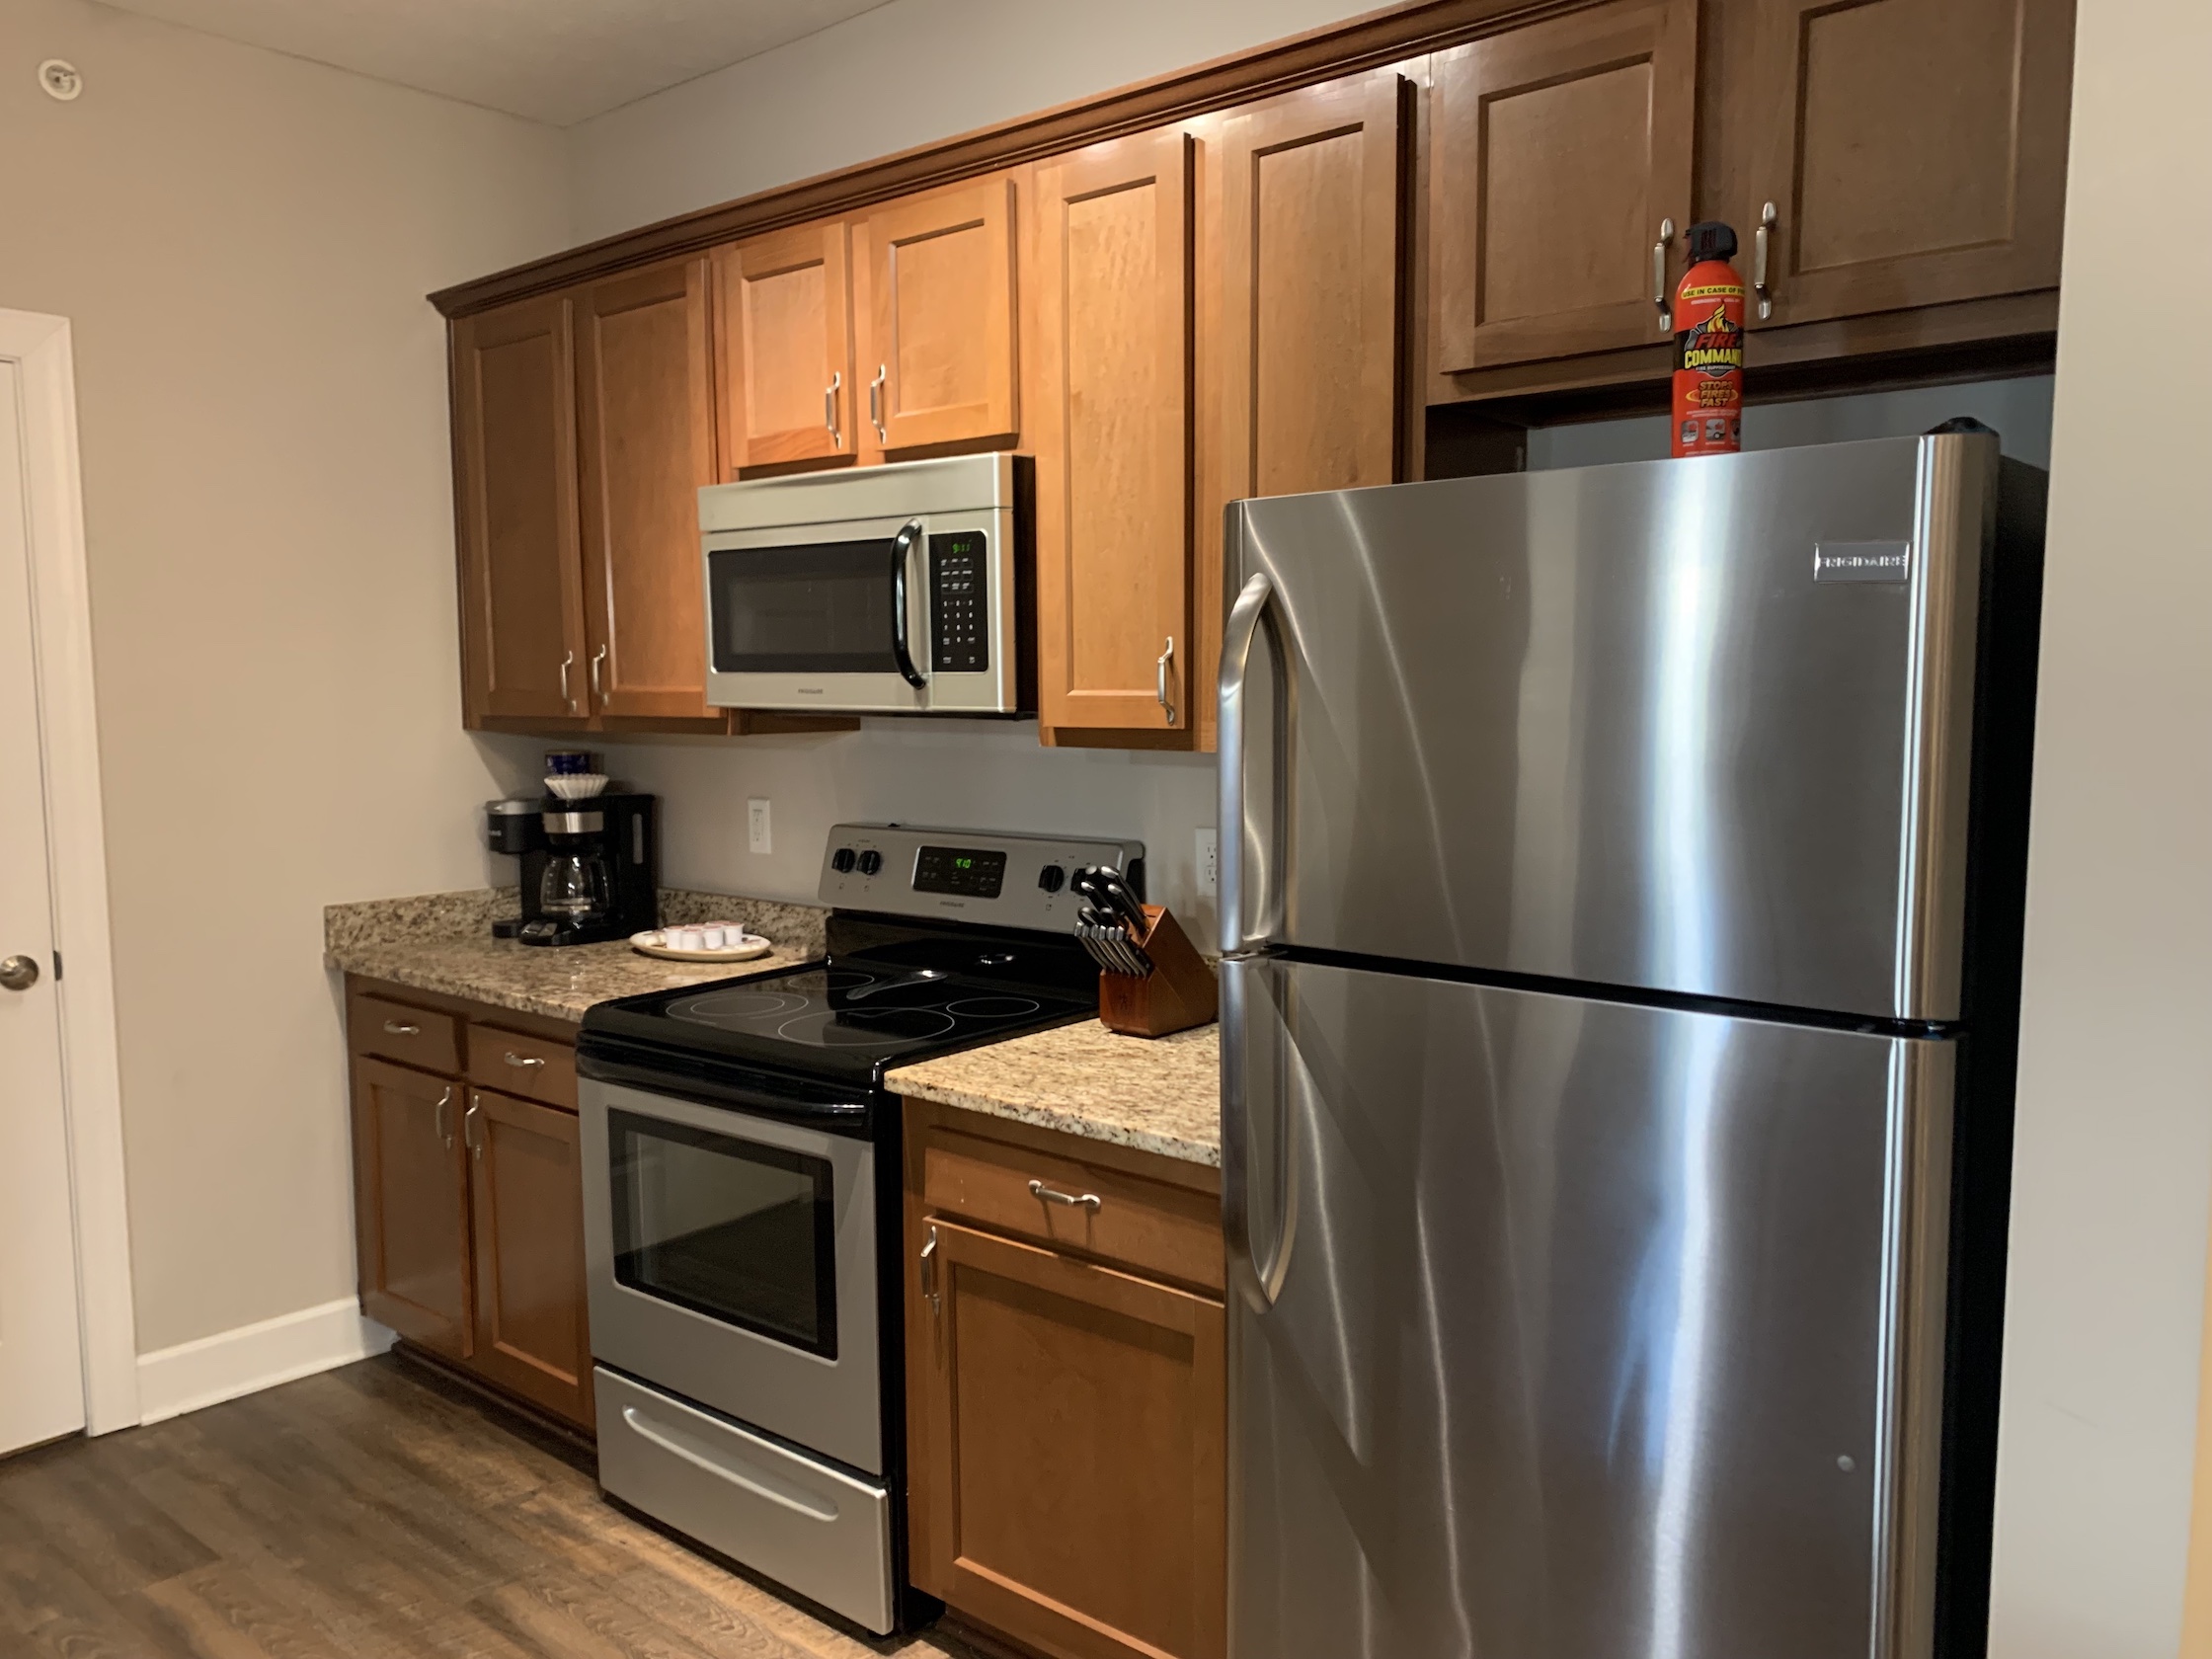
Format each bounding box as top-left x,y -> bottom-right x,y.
928,532 -> 989,673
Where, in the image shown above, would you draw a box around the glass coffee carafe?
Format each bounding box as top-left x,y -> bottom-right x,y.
539,845 -> 611,921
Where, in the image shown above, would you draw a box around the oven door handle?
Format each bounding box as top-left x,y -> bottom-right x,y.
619,1407 -> 840,1523
889,518 -> 928,690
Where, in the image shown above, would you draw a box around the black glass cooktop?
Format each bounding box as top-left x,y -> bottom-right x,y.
580,914 -> 1100,1090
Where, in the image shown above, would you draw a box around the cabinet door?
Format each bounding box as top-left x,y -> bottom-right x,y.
576,259 -> 721,725
1200,69 -> 1405,750
1731,0 -> 2074,328
452,293 -> 589,725
854,176 -> 1019,454
909,1219 -> 1224,1659
465,1087 -> 592,1428
1430,0 -> 1698,372
351,1057 -> 470,1359
1033,130 -> 1194,739
714,220 -> 856,473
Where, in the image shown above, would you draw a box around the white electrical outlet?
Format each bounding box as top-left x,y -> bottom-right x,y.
748,798 -> 772,855
1196,828 -> 1218,895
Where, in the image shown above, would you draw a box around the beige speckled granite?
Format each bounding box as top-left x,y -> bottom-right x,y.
888,1020 -> 1221,1166
324,889 -> 826,1023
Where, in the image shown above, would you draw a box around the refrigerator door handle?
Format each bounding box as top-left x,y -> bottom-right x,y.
1221,964 -> 1295,1310
1219,571 -> 1279,957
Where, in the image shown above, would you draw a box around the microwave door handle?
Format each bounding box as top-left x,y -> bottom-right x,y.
889,518 -> 927,690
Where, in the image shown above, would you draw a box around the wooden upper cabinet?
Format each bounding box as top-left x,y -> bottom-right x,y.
352,1057 -> 470,1361
466,1087 -> 592,1429
575,259 -> 721,724
854,176 -> 1020,455
1430,0 -> 1698,372
453,293 -> 588,725
1033,130 -> 1194,739
1200,68 -> 1406,750
909,1220 -> 1225,1659
714,220 -> 856,474
1726,0 -> 2074,330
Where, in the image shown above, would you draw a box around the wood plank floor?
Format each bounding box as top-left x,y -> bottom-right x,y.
0,1355 -> 982,1659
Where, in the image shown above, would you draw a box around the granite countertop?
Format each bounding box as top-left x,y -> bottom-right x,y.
324,889 -> 828,1023
887,1019 -> 1221,1167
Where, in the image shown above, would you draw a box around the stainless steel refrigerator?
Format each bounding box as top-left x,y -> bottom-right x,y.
1217,432 -> 2042,1659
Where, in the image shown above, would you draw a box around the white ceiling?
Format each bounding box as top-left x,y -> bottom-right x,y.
95,0 -> 895,125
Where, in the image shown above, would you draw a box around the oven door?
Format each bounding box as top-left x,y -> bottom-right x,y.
703,514 -> 932,714
580,1076 -> 884,1475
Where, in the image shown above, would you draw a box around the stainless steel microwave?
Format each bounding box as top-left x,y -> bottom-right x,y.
699,454 -> 1031,715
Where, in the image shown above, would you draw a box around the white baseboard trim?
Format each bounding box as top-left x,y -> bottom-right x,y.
137,1297 -> 396,1426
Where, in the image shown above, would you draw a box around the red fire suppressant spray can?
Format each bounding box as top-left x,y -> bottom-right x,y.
1671,220 -> 1746,457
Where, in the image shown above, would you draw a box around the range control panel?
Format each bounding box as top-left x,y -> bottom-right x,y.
928,532 -> 989,673
819,824 -> 1145,930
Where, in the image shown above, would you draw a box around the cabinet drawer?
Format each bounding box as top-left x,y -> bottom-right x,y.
466,1024 -> 578,1110
351,993 -> 461,1074
919,1125 -> 1222,1293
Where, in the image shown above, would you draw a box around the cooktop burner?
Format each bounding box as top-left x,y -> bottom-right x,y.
582,913 -> 1102,1088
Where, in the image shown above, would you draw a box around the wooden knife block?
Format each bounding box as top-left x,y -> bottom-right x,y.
1097,905 -> 1218,1038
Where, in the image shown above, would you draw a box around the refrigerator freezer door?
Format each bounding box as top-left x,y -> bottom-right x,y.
1222,956 -> 1952,1659
1222,434 -> 1997,1020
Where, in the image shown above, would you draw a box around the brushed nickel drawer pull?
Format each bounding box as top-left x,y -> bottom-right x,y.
463,1099 -> 484,1157
1028,1179 -> 1101,1213
434,1085 -> 455,1149
503,1051 -> 547,1069
382,1019 -> 421,1036
920,1224 -> 940,1315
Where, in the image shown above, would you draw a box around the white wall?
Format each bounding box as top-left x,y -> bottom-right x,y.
587,725 -> 1218,929
569,0 -> 1363,245
1986,0 -> 2212,1651
0,0 -> 570,1353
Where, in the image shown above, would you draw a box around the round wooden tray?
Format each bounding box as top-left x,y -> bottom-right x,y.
629,929 -> 772,964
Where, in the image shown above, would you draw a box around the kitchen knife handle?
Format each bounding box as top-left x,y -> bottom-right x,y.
1218,571 -> 1279,957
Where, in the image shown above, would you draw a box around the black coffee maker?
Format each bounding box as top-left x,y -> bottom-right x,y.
509,793 -> 659,947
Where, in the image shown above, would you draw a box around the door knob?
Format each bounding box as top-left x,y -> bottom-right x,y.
0,955 -> 40,991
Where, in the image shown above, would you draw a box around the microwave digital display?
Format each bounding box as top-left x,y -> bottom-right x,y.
911,845 -> 1006,900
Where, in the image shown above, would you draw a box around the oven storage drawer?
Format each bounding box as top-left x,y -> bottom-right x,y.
594,1366 -> 896,1634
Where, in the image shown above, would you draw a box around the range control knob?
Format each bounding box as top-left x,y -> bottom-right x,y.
856,849 -> 884,876
830,847 -> 857,873
1037,864 -> 1066,894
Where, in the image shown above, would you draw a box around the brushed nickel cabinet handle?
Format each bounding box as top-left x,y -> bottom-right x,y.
825,370 -> 842,446
1652,218 -> 1676,332
503,1051 -> 546,1069
1755,201 -> 1778,320
434,1085 -> 454,1149
1156,636 -> 1176,726
1029,1178 -> 1101,1213
590,645 -> 606,707
463,1099 -> 484,1157
868,364 -> 888,444
559,650 -> 576,713
920,1224 -> 941,1316
382,1019 -> 421,1036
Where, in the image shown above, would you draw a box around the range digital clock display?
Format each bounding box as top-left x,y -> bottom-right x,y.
911,844 -> 1007,899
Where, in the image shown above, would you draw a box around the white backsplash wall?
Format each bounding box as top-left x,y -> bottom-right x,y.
482,726 -> 1221,938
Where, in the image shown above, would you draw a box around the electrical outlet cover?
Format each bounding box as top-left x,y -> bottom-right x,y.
748,798 -> 772,855
1196,828 -> 1218,894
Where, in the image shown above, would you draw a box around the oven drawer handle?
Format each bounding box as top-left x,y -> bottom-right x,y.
1029,1178 -> 1102,1213
620,1408 -> 840,1523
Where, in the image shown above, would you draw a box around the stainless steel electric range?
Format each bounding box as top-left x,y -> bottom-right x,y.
575,824 -> 1143,1634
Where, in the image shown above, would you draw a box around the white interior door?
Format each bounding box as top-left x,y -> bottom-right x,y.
0,356 -> 85,1454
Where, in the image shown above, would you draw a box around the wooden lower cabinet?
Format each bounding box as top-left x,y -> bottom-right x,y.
352,1056 -> 471,1359
466,1086 -> 593,1427
906,1102 -> 1225,1659
345,979 -> 593,1432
